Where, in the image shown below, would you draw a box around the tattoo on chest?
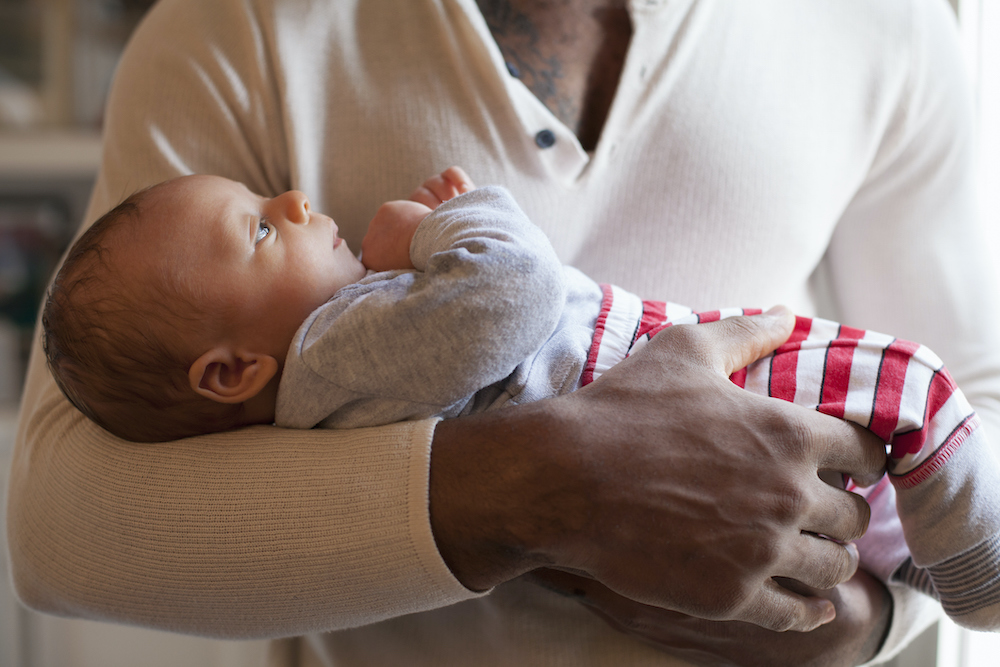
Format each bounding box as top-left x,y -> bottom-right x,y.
478,1 -> 578,128
476,0 -> 631,151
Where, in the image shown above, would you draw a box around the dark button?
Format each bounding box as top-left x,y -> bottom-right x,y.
506,61 -> 520,78
535,129 -> 556,149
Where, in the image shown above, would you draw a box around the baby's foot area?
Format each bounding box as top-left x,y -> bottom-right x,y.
894,428 -> 1000,629
895,533 -> 1000,631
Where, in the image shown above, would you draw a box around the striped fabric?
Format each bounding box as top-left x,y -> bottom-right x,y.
582,284 -> 1000,628
894,532 -> 1000,618
582,284 -> 977,486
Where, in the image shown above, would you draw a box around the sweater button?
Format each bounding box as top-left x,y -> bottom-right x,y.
535,129 -> 556,149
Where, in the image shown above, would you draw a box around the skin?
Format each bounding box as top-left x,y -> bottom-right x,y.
362,167 -> 475,271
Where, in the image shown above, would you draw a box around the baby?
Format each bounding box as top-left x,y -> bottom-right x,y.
42,168 -> 1000,631
42,168 -> 469,443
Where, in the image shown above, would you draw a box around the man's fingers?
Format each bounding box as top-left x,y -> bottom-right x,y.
532,568 -> 838,634
669,306 -> 796,377
803,481 -> 872,544
740,579 -> 837,632
780,533 -> 860,592
804,413 -> 887,487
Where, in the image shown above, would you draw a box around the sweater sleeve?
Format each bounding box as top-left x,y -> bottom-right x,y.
6,0 -> 482,639
276,186 -> 566,429
821,0 -> 1000,661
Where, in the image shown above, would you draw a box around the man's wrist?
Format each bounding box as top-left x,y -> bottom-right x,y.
428,399 -> 578,590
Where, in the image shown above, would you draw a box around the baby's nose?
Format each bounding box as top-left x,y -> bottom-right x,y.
280,190 -> 310,223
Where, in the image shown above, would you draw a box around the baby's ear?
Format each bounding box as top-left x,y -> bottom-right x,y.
189,347 -> 278,404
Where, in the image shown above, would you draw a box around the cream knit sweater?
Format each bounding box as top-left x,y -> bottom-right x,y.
9,0 -> 1000,664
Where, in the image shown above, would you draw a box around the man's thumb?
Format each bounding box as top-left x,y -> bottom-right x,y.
710,305 -> 796,376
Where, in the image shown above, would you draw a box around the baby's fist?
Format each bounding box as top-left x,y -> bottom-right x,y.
361,200 -> 432,271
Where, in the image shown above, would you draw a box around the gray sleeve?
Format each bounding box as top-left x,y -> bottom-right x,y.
275,186 -> 566,429
892,429 -> 1000,631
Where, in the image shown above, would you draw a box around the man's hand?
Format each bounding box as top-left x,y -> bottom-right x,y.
430,308 -> 887,633
526,568 -> 893,667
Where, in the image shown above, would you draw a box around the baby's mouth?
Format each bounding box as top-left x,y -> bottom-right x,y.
331,219 -> 344,250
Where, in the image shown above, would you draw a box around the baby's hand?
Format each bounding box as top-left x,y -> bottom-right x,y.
362,167 -> 474,272
361,200 -> 433,271
409,166 -> 475,209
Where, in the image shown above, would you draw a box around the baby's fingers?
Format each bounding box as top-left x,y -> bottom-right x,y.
440,166 -> 475,192
410,166 -> 475,208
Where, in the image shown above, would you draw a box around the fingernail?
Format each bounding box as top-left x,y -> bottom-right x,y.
823,602 -> 837,624
765,305 -> 790,316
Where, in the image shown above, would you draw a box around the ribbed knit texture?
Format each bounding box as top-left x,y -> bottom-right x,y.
9,356 -> 471,637
8,0 -> 1000,664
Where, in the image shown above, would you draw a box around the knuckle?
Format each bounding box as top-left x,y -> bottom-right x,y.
720,579 -> 761,619
720,315 -> 769,358
736,588 -> 798,632
771,410 -> 815,459
750,538 -> 781,570
843,494 -> 871,541
770,485 -> 807,525
818,554 -> 852,588
655,322 -> 709,357
685,580 -> 747,621
722,314 -> 761,340
765,607 -> 799,633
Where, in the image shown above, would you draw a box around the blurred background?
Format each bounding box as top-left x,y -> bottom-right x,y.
0,0 -> 997,665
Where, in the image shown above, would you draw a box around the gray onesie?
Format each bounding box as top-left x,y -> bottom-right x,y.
276,186 -> 602,430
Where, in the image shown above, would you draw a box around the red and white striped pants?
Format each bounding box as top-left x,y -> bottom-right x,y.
581,284 -> 979,489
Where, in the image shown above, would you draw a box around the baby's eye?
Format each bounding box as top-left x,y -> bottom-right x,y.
255,219 -> 271,243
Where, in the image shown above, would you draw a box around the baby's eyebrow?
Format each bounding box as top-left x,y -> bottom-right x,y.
247,212 -> 257,246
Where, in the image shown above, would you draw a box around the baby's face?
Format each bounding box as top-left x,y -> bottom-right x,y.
140,175 -> 367,362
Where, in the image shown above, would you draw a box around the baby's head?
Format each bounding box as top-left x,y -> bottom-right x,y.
43,174 -> 368,442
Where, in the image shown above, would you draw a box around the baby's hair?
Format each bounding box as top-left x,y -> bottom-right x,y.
42,185 -> 247,442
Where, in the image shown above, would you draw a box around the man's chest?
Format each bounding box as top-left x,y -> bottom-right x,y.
475,0 -> 631,151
